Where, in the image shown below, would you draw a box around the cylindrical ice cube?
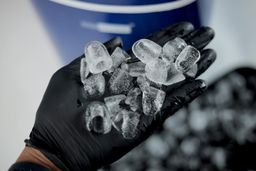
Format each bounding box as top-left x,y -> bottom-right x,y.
132,39 -> 162,64
85,101 -> 111,134
85,41 -> 113,74
175,45 -> 200,73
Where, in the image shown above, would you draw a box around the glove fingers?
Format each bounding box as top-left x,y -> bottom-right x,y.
182,26 -> 215,50
195,49 -> 217,77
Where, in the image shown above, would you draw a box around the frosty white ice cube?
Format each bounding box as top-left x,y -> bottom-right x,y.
132,39 -> 162,64
175,45 -> 200,73
128,62 -> 146,77
142,86 -> 166,116
125,88 -> 142,112
80,58 -> 90,84
109,68 -> 134,94
162,37 -> 187,63
83,73 -> 105,97
85,41 -> 113,74
85,101 -> 111,134
121,110 -> 140,139
145,59 -> 169,84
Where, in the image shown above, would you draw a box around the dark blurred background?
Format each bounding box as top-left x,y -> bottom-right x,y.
1,0 -> 256,170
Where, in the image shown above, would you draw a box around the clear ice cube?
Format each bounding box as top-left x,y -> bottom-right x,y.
132,39 -> 162,64
121,110 -> 140,139
184,64 -> 198,78
83,73 -> 105,97
175,45 -> 200,73
80,58 -> 89,84
125,88 -> 142,112
142,86 -> 166,116
109,68 -> 134,94
108,47 -> 131,73
128,62 -> 146,77
145,59 -> 168,84
163,63 -> 185,86
104,94 -> 126,117
162,37 -> 187,63
85,101 -> 111,134
85,41 -> 113,74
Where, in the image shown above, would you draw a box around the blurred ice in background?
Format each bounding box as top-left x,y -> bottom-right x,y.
1,0 -> 256,170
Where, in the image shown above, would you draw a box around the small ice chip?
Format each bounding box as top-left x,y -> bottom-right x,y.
85,101 -> 111,134
104,94 -> 126,117
145,59 -> 168,84
85,41 -> 113,74
175,45 -> 200,73
109,68 -> 134,94
121,110 -> 140,139
162,37 -> 187,63
142,86 -> 166,116
125,88 -> 142,112
128,62 -> 146,77
163,63 -> 185,86
83,73 -> 105,97
80,58 -> 90,84
184,64 -> 198,78
132,39 -> 162,64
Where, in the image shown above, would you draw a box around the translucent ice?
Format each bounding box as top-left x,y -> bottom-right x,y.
80,58 -> 89,84
109,68 -> 134,94
184,64 -> 198,78
83,73 -> 105,97
136,76 -> 150,92
163,63 -> 185,86
121,110 -> 140,139
142,86 -> 166,116
175,45 -> 200,73
128,62 -> 146,77
85,41 -> 113,74
104,94 -> 126,117
162,37 -> 187,63
109,47 -> 131,73
125,88 -> 142,112
132,39 -> 162,64
145,59 -> 168,84
85,101 -> 111,134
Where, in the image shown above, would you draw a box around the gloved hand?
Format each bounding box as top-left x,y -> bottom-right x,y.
26,22 -> 216,171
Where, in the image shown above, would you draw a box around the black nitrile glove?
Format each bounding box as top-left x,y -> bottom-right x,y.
26,22 -> 216,171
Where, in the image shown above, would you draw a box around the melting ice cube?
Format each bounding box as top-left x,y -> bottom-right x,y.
175,45 -> 200,73
128,62 -> 146,77
121,110 -> 140,139
85,101 -> 111,134
83,73 -> 105,97
85,41 -> 113,74
109,68 -> 134,94
162,37 -> 187,63
132,39 -> 162,64
125,88 -> 142,112
80,58 -> 90,84
142,86 -> 166,116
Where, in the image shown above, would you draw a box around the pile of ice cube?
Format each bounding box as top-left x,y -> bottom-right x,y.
80,38 -> 200,139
